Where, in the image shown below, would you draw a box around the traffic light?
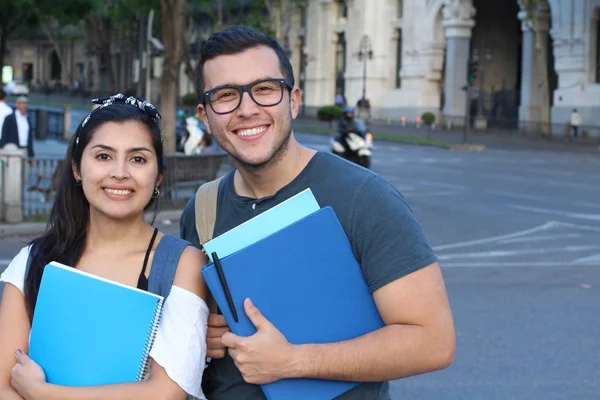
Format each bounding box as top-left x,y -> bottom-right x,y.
467,58 -> 478,85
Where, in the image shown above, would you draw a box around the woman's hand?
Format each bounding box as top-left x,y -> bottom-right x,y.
10,350 -> 46,400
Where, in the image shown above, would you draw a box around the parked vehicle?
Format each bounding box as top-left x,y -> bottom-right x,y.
3,81 -> 29,96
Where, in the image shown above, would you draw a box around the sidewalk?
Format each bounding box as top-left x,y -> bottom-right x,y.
0,209 -> 184,239
293,117 -> 600,154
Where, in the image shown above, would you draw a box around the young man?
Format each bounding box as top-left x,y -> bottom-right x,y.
180,26 -> 455,399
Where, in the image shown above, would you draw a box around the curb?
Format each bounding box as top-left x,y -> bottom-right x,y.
448,144 -> 487,151
0,209 -> 185,239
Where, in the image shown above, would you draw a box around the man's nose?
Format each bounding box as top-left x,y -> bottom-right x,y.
236,91 -> 260,117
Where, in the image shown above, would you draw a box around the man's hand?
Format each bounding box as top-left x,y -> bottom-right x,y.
11,350 -> 46,400
221,299 -> 299,385
207,313 -> 230,359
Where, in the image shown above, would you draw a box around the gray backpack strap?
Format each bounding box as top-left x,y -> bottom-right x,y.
147,234 -> 190,298
194,176 -> 224,245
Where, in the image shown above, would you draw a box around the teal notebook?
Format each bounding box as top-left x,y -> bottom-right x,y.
203,188 -> 320,262
29,262 -> 164,386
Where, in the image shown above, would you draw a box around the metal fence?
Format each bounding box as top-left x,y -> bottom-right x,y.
22,157 -> 65,219
18,153 -> 232,222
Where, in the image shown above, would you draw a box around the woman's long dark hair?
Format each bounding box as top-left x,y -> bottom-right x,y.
24,103 -> 165,322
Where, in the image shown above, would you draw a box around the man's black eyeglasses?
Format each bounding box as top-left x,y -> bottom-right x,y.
202,78 -> 293,115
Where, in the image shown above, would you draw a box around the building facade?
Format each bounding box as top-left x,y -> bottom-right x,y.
293,0 -> 600,130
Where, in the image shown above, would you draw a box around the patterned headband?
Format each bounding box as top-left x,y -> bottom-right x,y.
76,93 -> 162,145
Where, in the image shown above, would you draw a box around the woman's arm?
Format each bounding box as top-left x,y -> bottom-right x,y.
20,361 -> 184,400
12,245 -> 209,400
0,283 -> 31,399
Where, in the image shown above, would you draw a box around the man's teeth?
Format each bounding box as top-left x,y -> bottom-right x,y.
237,126 -> 267,137
105,188 -> 132,195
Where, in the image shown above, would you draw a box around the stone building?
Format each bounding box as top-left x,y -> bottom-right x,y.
292,0 -> 600,130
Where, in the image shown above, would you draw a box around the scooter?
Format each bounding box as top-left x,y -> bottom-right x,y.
330,120 -> 373,169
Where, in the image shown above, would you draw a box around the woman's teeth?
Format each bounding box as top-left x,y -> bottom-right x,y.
237,126 -> 267,137
105,188 -> 132,195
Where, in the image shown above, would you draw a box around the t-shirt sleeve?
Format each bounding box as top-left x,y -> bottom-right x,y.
149,285 -> 209,399
351,175 -> 438,293
0,245 -> 31,295
180,195 -> 201,249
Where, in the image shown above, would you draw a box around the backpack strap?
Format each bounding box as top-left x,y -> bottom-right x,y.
194,176 -> 224,245
194,176 -> 225,315
147,233 -> 190,299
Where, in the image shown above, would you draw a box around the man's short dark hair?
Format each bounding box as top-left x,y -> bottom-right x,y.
195,26 -> 294,100
0,89 -> 6,101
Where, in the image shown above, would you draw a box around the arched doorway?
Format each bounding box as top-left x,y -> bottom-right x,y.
50,51 -> 61,81
470,0 -> 522,128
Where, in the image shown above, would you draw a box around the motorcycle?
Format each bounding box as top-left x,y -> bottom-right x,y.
330,118 -> 373,169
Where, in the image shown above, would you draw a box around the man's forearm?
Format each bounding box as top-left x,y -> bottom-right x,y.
290,324 -> 454,382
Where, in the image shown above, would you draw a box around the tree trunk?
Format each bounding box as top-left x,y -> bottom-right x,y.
39,20 -> 68,82
531,14 -> 551,138
160,0 -> 187,154
0,26 -> 7,75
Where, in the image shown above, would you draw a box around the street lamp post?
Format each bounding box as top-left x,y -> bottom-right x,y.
357,34 -> 373,119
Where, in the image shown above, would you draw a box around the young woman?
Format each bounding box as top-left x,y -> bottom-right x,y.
0,94 -> 209,400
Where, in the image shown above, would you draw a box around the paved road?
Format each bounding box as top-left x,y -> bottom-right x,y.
2,132 -> 599,399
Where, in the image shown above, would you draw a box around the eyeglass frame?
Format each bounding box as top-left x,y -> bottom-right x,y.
201,77 -> 294,115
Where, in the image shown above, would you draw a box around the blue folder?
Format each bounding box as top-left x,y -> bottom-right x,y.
201,206 -> 385,400
29,262 -> 164,386
203,188 -> 320,262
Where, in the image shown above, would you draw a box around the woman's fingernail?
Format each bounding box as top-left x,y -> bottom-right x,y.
15,349 -> 22,357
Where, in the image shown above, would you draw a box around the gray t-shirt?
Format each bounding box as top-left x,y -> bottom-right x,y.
180,151 -> 438,400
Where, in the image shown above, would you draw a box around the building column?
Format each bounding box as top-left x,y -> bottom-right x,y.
518,5 -> 550,123
442,0 -> 476,122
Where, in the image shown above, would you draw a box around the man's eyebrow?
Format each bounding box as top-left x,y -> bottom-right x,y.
90,144 -> 153,153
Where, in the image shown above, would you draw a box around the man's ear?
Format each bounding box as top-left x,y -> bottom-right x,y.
197,104 -> 212,135
72,161 -> 81,181
290,87 -> 302,120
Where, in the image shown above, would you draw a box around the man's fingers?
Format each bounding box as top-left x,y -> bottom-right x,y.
207,348 -> 227,359
207,336 -> 226,349
207,325 -> 230,338
208,313 -> 229,327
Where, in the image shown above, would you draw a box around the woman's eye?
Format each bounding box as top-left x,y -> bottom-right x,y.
132,156 -> 146,163
96,153 -> 110,160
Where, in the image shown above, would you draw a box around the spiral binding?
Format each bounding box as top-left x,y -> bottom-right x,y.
136,297 -> 165,381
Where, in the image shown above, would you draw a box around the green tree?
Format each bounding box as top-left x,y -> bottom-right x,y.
0,0 -> 36,76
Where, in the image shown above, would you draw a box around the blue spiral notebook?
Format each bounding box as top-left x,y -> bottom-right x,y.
29,262 -> 164,386
201,206 -> 385,400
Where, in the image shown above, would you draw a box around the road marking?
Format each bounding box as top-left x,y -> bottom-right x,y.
487,190 -> 549,202
575,201 -> 600,210
441,261 -> 575,268
434,221 -> 558,251
476,172 -> 599,191
438,245 -> 600,261
497,233 -> 581,244
508,204 -> 600,222
573,254 -> 600,265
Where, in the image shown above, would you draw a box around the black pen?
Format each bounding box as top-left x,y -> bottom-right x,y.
212,252 -> 238,322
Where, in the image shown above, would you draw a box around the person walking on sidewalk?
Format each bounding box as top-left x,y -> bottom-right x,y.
570,108 -> 582,138
180,25 -> 455,400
